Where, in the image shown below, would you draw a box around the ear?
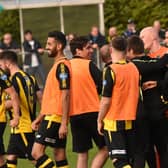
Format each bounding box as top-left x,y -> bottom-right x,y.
130,49 -> 134,55
5,60 -> 11,68
57,43 -> 62,51
109,47 -> 113,54
76,48 -> 81,56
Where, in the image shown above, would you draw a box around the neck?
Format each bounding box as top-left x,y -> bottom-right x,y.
10,64 -> 20,76
111,52 -> 125,63
54,52 -> 65,63
150,41 -> 161,53
134,53 -> 145,58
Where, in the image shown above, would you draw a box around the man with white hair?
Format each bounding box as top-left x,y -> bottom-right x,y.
140,26 -> 168,168
140,26 -> 168,58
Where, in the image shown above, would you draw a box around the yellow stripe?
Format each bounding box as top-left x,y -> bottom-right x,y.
125,121 -> 132,130
60,63 -> 67,88
102,67 -> 107,95
107,130 -> 112,143
123,165 -> 131,168
44,115 -> 62,123
104,119 -> 117,131
104,119 -> 132,131
47,120 -> 52,129
39,158 -> 53,168
58,165 -> 69,168
20,132 -> 28,146
110,70 -> 115,83
7,163 -> 17,168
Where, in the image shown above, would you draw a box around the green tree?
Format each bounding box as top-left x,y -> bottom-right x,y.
0,10 -> 20,42
104,0 -> 168,35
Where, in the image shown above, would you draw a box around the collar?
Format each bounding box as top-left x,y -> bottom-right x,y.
113,59 -> 127,64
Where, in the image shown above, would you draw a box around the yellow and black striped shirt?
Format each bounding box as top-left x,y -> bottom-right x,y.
10,70 -> 40,133
0,68 -> 12,122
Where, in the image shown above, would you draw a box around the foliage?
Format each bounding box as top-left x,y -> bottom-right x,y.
0,10 -> 20,42
104,0 -> 168,34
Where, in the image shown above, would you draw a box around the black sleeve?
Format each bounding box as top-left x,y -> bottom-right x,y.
34,79 -> 40,92
11,76 -> 20,93
133,55 -> 168,75
23,41 -> 32,52
36,41 -> 42,49
0,70 -> 12,89
102,67 -> 114,97
89,61 -> 102,94
56,63 -> 70,90
157,70 -> 168,98
30,76 -> 40,92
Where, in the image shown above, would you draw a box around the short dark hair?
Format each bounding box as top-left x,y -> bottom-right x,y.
48,31 -> 66,49
24,29 -> 32,35
0,51 -> 18,64
127,35 -> 144,55
70,36 -> 89,55
111,36 -> 127,52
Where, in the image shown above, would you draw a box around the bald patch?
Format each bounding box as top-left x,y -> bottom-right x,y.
140,27 -> 158,40
100,45 -> 111,60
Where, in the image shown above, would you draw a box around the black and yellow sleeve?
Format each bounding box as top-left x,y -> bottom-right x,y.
102,66 -> 114,97
56,63 -> 70,90
30,75 -> 40,92
0,69 -> 12,89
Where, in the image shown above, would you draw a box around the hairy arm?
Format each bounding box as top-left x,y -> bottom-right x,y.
97,97 -> 111,135
5,86 -> 20,127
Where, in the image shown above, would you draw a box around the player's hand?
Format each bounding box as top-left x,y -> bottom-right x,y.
38,48 -> 44,54
92,43 -> 98,49
10,117 -> 19,128
59,124 -> 68,139
31,120 -> 40,131
142,81 -> 157,91
97,120 -> 104,136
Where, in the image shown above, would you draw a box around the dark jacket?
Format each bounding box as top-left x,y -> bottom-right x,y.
132,55 -> 168,120
23,39 -> 42,65
88,33 -> 106,48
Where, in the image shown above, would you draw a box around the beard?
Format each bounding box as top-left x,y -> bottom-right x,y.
47,48 -> 58,58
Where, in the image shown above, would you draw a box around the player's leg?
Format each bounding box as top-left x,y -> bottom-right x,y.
90,113 -> 108,168
0,123 -> 7,168
52,130 -> 69,168
32,119 -> 56,168
6,134 -> 21,168
104,130 -> 132,168
70,115 -> 93,168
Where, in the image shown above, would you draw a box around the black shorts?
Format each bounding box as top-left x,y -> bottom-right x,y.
35,119 -> 66,148
0,122 -> 6,155
7,132 -> 35,160
70,112 -> 106,153
104,129 -> 136,160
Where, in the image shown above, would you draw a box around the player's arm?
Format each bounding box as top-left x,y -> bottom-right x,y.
31,113 -> 45,131
34,77 -> 43,105
36,90 -> 43,105
5,86 -> 20,127
97,67 -> 114,135
56,62 -> 70,139
31,76 -> 43,130
0,71 -> 20,127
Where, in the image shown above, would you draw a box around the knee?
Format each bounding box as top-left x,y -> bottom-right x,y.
53,148 -> 66,161
31,143 -> 44,160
